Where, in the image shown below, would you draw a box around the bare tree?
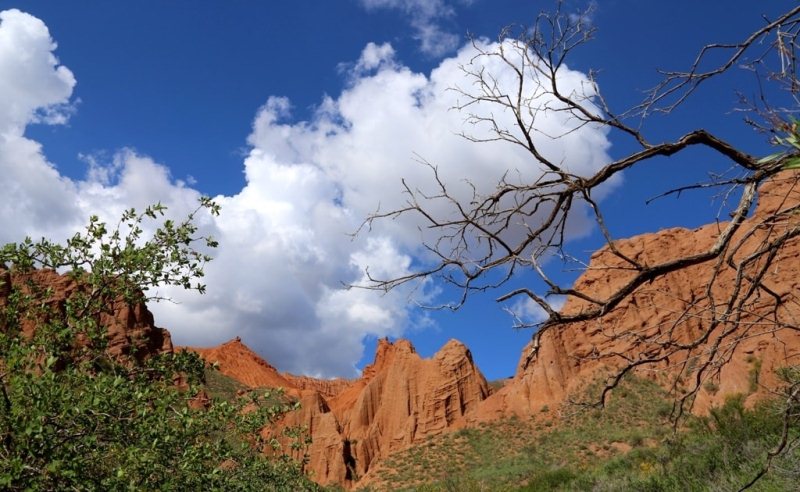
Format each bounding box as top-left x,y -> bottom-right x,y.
358,2 -> 800,487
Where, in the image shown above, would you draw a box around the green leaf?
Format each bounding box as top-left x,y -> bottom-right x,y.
757,152 -> 783,165
783,157 -> 800,170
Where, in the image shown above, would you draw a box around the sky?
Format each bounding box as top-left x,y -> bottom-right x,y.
1,0 -> 796,380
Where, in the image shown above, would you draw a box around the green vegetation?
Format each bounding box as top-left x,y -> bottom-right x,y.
363,375 -> 800,491
748,357 -> 763,393
758,117 -> 800,170
204,365 -> 249,400
0,202 -> 317,490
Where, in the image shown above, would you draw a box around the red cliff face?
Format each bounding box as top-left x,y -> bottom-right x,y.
187,338 -> 355,406
330,338 -> 491,482
282,374 -> 354,399
0,267 -> 172,361
189,337 -> 296,390
478,173 -> 800,419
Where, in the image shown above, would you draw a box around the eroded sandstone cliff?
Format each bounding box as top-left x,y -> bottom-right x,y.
478,173 -> 800,419
189,337 -> 296,389
0,267 -> 173,361
193,337 -> 492,485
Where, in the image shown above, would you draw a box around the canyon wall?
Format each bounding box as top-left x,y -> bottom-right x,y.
0,267 -> 172,361
478,173 -> 800,419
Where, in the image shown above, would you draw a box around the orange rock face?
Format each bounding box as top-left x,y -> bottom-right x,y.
189,337 -> 296,389
331,339 -> 491,481
282,374 -> 354,399
479,173 -> 800,419
0,267 -> 172,361
187,338 -> 355,403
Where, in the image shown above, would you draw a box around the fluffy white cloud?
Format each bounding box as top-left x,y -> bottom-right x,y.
0,9 -> 80,242
0,9 -> 76,135
351,42 -> 398,73
155,40 -> 613,376
1,10 -> 614,377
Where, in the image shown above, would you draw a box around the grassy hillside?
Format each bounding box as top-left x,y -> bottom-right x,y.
359,376 -> 799,491
200,368 -> 799,490
204,365 -> 249,401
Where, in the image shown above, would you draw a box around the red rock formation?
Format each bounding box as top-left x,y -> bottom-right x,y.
183,174 -> 800,487
283,374 -> 353,399
266,390 -> 349,485
189,337 -> 295,389
479,172 -> 800,419
0,267 -> 172,360
334,338 -> 491,476
188,338 -> 354,402
196,336 -> 492,486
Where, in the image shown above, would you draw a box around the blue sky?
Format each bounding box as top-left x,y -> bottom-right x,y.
1,1 -> 796,380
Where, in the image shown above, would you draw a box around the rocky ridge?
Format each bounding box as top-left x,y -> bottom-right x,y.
477,173 -> 800,419
188,337 -> 297,390
6,174 -> 798,488
0,267 -> 172,361
188,337 -> 355,400
283,374 -> 354,399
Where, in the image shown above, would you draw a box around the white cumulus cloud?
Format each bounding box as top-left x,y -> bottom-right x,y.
0,9 -> 80,242
1,10 -> 615,377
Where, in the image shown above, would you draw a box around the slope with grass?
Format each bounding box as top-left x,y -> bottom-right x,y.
361,376 -> 799,491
